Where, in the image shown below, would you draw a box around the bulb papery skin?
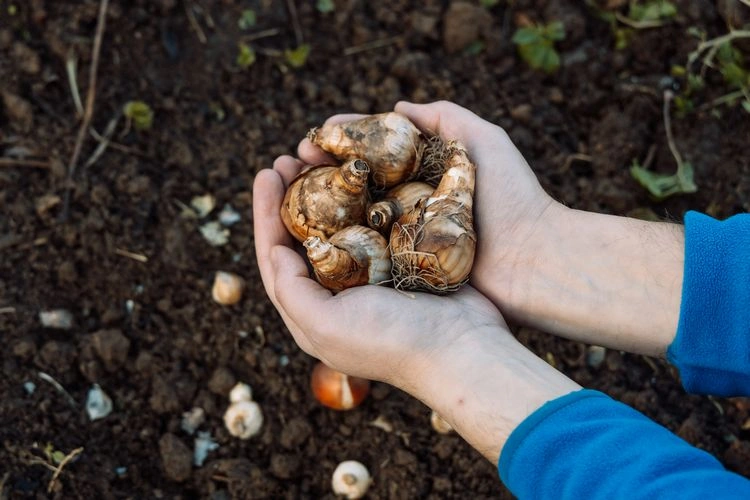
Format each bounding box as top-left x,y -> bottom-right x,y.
367,181 -> 434,235
389,143 -> 476,293
308,112 -> 424,189
304,225 -> 391,292
281,159 -> 370,242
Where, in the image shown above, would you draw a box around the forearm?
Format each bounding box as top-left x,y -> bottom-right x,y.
408,327 -> 580,463
488,203 -> 684,357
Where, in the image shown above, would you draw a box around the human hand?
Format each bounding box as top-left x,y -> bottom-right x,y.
253,137 -> 579,462
388,101 -> 683,356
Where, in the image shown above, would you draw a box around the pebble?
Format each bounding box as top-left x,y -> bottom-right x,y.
12,42 -> 41,74
208,367 -> 236,397
159,433 -> 193,482
86,384 -> 113,421
91,329 -> 131,371
39,309 -> 73,329
442,1 -> 492,54
1,90 -> 33,132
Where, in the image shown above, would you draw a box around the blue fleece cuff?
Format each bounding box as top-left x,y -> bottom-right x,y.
667,211 -> 750,397
498,389 -> 750,499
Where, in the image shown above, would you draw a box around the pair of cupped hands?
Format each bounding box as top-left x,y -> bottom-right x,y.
257,98 -> 692,463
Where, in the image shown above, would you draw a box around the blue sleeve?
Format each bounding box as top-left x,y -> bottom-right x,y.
498,389 -> 750,500
667,211 -> 750,396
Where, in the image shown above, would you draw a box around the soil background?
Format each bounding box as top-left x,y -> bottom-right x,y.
2,0 -> 750,498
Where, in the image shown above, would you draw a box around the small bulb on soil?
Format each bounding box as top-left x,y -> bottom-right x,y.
212,271 -> 244,305
223,400 -> 263,439
311,362 -> 370,411
331,460 -> 372,499
229,382 -> 253,404
430,410 -> 453,434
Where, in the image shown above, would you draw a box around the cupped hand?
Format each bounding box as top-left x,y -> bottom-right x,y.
296,102 -> 562,322
252,153 -> 509,391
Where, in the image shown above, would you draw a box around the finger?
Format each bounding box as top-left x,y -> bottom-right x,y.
272,155 -> 305,188
252,168 -> 293,299
298,113 -> 370,165
394,101 -> 497,151
271,245 -> 335,356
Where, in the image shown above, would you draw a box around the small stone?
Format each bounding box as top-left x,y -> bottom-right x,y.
586,345 -> 607,369
269,453 -> 300,480
193,431 -> 219,467
35,194 -> 61,217
12,42 -> 41,74
218,204 -> 241,226
91,329 -> 131,371
23,381 -> 36,395
510,104 -> 533,124
181,407 -> 206,435
86,384 -> 113,421
1,90 -> 33,132
159,433 -> 193,482
12,337 -> 36,360
39,309 -> 73,329
208,367 -> 237,397
199,221 -> 229,246
280,417 -> 312,449
442,1 -> 492,54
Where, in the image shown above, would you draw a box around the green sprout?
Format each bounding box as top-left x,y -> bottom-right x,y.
630,159 -> 696,200
630,91 -> 697,200
238,9 -> 256,30
627,0 -> 677,24
316,0 -> 335,14
511,21 -> 565,74
123,101 -> 154,131
236,42 -> 256,69
284,44 -> 311,68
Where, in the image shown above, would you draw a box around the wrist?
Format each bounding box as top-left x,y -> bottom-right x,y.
409,326 -> 580,463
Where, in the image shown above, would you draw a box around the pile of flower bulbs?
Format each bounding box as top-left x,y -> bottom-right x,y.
281,112 -> 476,294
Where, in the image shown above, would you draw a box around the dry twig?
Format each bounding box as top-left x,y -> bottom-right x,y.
185,1 -> 207,44
62,0 -> 110,221
0,158 -> 51,169
38,372 -> 77,408
285,0 -> 304,46
344,36 -> 403,56
114,248 -> 148,263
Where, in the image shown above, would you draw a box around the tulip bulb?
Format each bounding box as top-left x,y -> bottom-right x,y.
212,271 -> 244,305
390,143 -> 476,293
308,112 -> 424,189
367,181 -> 434,235
281,159 -> 370,243
311,362 -> 370,410
304,225 -> 391,292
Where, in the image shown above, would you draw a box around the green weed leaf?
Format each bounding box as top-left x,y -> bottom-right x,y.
316,0 -> 335,13
284,44 -> 311,68
512,28 -> 543,45
123,101 -> 154,131
630,161 -> 697,200
238,9 -> 256,30
236,43 -> 256,69
628,1 -> 677,22
512,22 -> 565,74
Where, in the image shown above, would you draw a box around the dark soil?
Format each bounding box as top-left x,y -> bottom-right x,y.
2,0 -> 750,498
